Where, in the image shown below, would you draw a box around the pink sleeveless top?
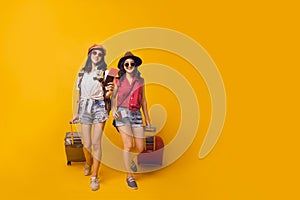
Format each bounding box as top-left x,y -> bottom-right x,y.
116,77 -> 144,109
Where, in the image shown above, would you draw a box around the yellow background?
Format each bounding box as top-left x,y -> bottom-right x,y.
0,0 -> 299,199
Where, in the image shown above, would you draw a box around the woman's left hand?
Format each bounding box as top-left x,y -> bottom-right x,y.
105,82 -> 114,91
105,82 -> 114,98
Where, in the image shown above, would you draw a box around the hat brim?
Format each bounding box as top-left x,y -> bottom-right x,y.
88,47 -> 106,55
118,55 -> 142,69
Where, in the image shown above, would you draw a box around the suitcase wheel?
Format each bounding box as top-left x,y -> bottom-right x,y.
67,161 -> 71,166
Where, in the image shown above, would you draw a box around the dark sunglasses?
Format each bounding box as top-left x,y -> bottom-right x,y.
124,62 -> 136,67
92,51 -> 103,57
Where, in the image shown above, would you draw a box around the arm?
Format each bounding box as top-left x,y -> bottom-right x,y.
70,90 -> 80,123
141,86 -> 151,126
104,82 -> 114,98
111,81 -> 119,118
104,69 -> 115,99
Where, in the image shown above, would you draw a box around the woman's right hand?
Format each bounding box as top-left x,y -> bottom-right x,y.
112,109 -> 120,119
70,114 -> 79,124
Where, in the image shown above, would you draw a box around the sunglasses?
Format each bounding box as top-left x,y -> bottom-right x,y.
124,62 -> 136,67
92,51 -> 103,57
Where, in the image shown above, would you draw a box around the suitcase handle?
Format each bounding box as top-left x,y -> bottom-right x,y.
144,126 -> 156,133
69,122 -> 76,145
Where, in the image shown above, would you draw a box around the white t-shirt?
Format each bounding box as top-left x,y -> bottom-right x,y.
76,69 -> 108,100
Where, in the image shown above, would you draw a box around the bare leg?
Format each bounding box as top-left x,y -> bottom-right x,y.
118,126 -> 134,177
130,126 -> 144,172
132,126 -> 144,153
91,122 -> 105,177
81,124 -> 93,165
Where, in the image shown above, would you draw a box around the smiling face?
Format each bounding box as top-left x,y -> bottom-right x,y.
123,58 -> 136,74
90,50 -> 103,64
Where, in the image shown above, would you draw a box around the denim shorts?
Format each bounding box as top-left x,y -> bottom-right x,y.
115,107 -> 143,128
79,99 -> 108,124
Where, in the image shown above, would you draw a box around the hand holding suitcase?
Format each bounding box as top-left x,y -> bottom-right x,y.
64,122 -> 86,165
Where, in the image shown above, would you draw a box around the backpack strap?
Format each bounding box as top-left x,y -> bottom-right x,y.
77,70 -> 85,97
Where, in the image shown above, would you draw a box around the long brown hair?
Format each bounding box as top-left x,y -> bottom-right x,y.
82,48 -> 107,73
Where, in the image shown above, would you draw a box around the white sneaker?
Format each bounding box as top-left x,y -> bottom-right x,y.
84,164 -> 91,176
90,177 -> 100,191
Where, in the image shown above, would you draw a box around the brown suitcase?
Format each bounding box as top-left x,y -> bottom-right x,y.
64,123 -> 85,165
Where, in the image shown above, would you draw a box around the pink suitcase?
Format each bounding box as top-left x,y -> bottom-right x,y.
137,126 -> 164,166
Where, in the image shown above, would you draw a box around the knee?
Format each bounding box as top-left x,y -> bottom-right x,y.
136,144 -> 144,153
123,142 -> 133,152
83,141 -> 92,150
92,141 -> 101,149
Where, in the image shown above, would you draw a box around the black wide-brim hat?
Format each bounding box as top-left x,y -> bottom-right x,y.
117,51 -> 142,69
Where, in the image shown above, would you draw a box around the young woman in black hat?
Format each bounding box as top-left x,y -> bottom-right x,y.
70,44 -> 114,191
111,51 -> 151,189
